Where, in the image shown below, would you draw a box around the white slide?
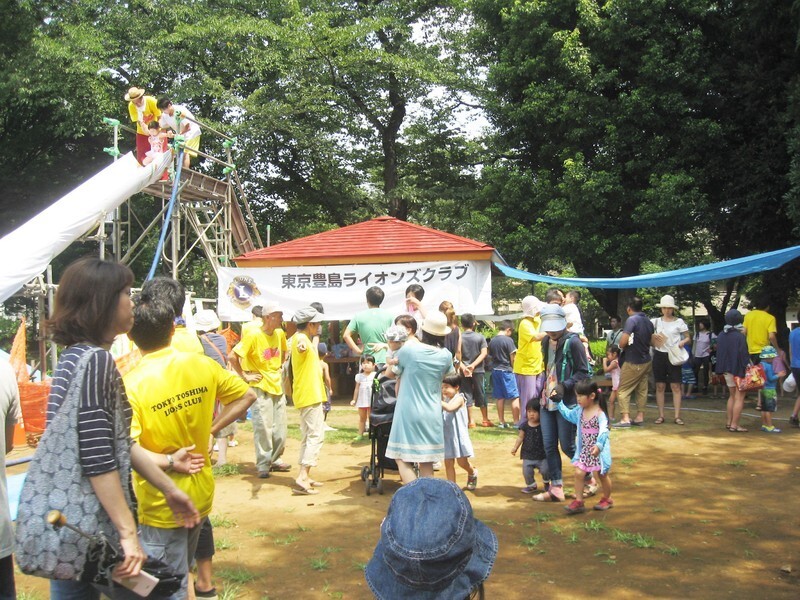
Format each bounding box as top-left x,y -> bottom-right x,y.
0,152 -> 172,303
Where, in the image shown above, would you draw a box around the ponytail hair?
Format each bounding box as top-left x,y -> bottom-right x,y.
574,380 -> 607,417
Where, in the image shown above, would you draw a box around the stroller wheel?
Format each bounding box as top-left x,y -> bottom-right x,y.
361,466 -> 369,481
365,478 -> 372,496
376,479 -> 384,495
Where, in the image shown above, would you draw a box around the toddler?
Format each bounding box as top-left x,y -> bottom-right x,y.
441,375 -> 478,490
511,400 -> 549,493
351,355 -> 377,440
602,345 -> 621,421
759,345 -> 786,433
555,380 -> 613,513
143,120 -> 169,165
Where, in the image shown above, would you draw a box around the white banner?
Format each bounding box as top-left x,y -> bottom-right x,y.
217,260 -> 493,322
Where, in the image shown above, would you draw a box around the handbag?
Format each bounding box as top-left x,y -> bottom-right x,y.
15,347 -> 134,582
667,344 -> 689,366
735,363 -> 767,392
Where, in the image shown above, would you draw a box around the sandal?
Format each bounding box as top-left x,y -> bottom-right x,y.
533,489 -> 563,502
674,418 -> 685,425
654,417 -> 665,425
583,483 -> 599,498
728,426 -> 748,432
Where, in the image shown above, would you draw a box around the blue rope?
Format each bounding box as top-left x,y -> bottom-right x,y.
146,149 -> 184,281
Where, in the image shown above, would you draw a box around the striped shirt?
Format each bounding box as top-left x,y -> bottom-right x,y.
47,344 -> 131,477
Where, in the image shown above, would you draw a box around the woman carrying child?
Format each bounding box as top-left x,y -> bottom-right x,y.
441,375 -> 478,491
554,380 -> 613,513
351,355 -> 377,441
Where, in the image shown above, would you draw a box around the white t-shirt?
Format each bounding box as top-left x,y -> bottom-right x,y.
563,302 -> 584,335
160,105 -> 201,140
651,317 -> 689,353
0,361 -> 21,558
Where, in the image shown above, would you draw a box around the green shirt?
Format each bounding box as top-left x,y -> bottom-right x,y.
346,308 -> 394,363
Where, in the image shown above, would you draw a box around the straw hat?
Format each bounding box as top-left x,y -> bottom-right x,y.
655,295 -> 678,309
124,87 -> 146,102
421,312 -> 451,337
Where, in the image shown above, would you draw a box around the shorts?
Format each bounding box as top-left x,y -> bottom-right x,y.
184,135 -> 200,158
491,370 -> 519,400
462,372 -> 486,408
723,373 -> 736,388
652,350 -> 682,384
194,517 -> 215,561
761,388 -> 777,412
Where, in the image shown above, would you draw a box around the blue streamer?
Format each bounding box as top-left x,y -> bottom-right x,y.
495,245 -> 800,289
146,150 -> 184,281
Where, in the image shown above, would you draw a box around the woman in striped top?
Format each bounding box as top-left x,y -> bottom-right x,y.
46,258 -> 200,599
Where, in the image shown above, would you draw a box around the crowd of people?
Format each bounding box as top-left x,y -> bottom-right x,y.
3,258 -> 800,599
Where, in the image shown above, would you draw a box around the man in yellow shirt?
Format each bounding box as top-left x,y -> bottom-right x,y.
291,307 -> 327,495
229,300 -> 291,478
125,86 -> 162,165
743,295 -> 782,362
125,291 -> 255,600
513,296 -> 546,425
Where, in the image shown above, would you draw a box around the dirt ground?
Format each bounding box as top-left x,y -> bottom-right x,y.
10,392 -> 800,599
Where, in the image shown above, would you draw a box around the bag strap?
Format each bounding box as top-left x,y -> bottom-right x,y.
201,333 -> 227,365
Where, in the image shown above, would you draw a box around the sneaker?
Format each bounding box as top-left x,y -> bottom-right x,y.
433,461 -> 441,471
761,425 -> 781,433
353,434 -> 363,442
496,422 -> 507,429
594,497 -> 614,511
564,500 -> 586,514
466,470 -> 478,491
521,484 -> 538,494
790,415 -> 800,428
228,440 -> 239,447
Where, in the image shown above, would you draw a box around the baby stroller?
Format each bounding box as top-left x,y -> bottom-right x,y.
361,366 -> 398,495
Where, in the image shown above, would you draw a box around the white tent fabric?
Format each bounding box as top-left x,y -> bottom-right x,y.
0,152 -> 171,303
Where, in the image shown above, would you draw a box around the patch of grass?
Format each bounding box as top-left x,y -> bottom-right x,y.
652,507 -> 665,513
17,592 -> 45,600
550,524 -> 564,535
521,535 -> 543,550
699,519 -> 712,524
212,463 -> 242,477
744,549 -> 755,558
297,524 -> 310,532
209,514 -> 237,528
310,556 -> 331,571
619,457 -> 637,467
215,537 -> 237,551
611,529 -> 635,544
274,533 -> 299,546
725,459 -> 748,468
736,527 -> 758,538
249,529 -> 271,538
602,558 -> 617,565
566,531 -> 580,544
323,581 -> 344,599
663,545 -> 680,556
353,561 -> 368,571
218,566 -> 255,585
219,584 -> 242,600
532,512 -> 553,523
583,519 -> 609,532
630,533 -> 656,549
712,531 -> 723,537
321,546 -> 341,554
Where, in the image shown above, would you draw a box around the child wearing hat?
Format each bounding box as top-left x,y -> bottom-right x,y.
759,345 -> 786,433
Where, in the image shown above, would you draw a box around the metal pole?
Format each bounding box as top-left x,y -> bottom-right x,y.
46,266 -> 57,373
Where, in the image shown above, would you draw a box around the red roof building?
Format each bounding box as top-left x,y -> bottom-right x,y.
234,216 -> 506,267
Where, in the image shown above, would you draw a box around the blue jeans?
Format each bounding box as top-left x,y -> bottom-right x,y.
51,579 -> 143,600
539,407 -> 576,486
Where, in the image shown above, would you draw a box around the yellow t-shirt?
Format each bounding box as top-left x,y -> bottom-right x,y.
232,327 -> 286,395
128,96 -> 162,135
290,332 -> 326,408
172,326 -> 204,355
743,309 -> 777,354
124,347 -> 249,527
513,316 -> 544,375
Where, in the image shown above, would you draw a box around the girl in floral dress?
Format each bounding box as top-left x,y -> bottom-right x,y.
555,380 -> 613,513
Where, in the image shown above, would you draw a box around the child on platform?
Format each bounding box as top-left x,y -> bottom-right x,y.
511,400 -> 549,494
555,380 -> 613,513
441,375 -> 478,490
602,345 -> 621,421
142,120 -> 169,165
351,355 -> 377,440
759,345 -> 786,433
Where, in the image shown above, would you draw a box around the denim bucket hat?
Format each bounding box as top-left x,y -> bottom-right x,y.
365,478 -> 498,599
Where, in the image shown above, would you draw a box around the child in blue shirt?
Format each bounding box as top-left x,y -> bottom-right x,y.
759,345 -> 785,433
